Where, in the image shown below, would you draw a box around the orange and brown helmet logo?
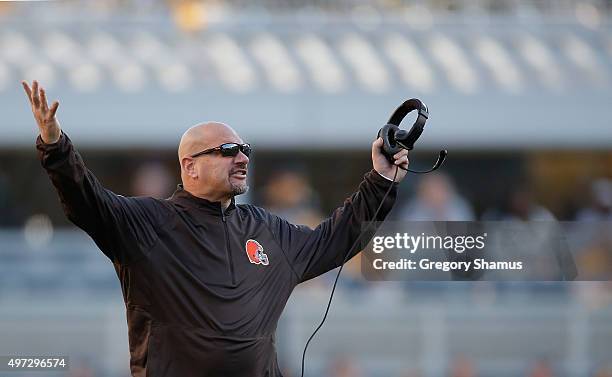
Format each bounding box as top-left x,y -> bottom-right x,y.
245,239 -> 269,266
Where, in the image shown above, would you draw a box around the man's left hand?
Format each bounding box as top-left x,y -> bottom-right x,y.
372,137 -> 409,183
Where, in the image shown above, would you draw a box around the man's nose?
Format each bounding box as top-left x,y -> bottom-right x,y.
235,150 -> 249,164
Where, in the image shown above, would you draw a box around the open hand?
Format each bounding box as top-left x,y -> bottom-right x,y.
22,80 -> 62,144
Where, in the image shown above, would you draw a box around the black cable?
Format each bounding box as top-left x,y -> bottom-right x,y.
299,165 -> 400,377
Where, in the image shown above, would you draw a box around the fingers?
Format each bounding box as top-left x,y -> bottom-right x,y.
40,88 -> 49,112
393,150 -> 409,166
22,81 -> 32,103
49,101 -> 59,118
396,158 -> 409,168
32,80 -> 39,107
393,149 -> 408,160
23,80 -> 56,115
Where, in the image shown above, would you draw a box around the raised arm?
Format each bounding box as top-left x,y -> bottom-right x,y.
265,138 -> 409,283
23,80 -> 169,265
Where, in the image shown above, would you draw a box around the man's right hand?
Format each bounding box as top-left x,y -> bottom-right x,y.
22,80 -> 62,144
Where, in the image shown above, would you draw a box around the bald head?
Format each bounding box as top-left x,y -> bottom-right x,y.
177,122 -> 250,206
178,122 -> 242,161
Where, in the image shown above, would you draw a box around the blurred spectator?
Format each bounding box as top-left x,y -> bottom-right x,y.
449,355 -> 477,377
565,179 -> 612,279
130,162 -> 174,199
398,173 -> 475,221
261,169 -> 362,291
397,174 -> 475,296
170,0 -> 209,32
576,178 -> 612,221
484,184 -> 555,221
504,186 -> 555,221
575,232 -> 612,280
262,169 -> 323,228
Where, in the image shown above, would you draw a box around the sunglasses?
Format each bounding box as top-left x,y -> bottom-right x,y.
190,143 -> 252,158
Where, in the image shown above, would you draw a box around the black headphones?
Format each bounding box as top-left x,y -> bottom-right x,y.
377,98 -> 447,174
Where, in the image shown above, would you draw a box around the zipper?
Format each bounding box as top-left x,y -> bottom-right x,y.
221,207 -> 236,285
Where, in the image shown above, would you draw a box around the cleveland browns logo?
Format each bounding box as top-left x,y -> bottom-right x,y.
245,239 -> 269,266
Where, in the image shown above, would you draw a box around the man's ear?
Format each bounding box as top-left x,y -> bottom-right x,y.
181,157 -> 198,178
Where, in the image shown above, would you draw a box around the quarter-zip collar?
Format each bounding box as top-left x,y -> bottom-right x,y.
169,184 -> 236,217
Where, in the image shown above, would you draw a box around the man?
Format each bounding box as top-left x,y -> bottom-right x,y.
23,80 -> 409,377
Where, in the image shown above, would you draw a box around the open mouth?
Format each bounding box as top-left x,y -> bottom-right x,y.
231,169 -> 247,178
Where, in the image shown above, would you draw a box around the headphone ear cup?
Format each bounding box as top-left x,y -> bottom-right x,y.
378,124 -> 402,159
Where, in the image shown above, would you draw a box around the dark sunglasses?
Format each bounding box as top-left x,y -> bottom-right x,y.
190,143 -> 252,158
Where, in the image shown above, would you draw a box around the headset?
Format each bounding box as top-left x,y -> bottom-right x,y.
378,98 -> 447,173
300,99 -> 447,377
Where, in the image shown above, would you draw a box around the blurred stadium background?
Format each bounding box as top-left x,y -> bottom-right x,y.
1,0 -> 612,376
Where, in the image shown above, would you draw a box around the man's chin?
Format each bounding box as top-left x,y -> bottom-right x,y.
231,184 -> 249,196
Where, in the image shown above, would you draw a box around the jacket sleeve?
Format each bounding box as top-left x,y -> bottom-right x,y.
266,169 -> 398,283
36,132 -> 169,265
